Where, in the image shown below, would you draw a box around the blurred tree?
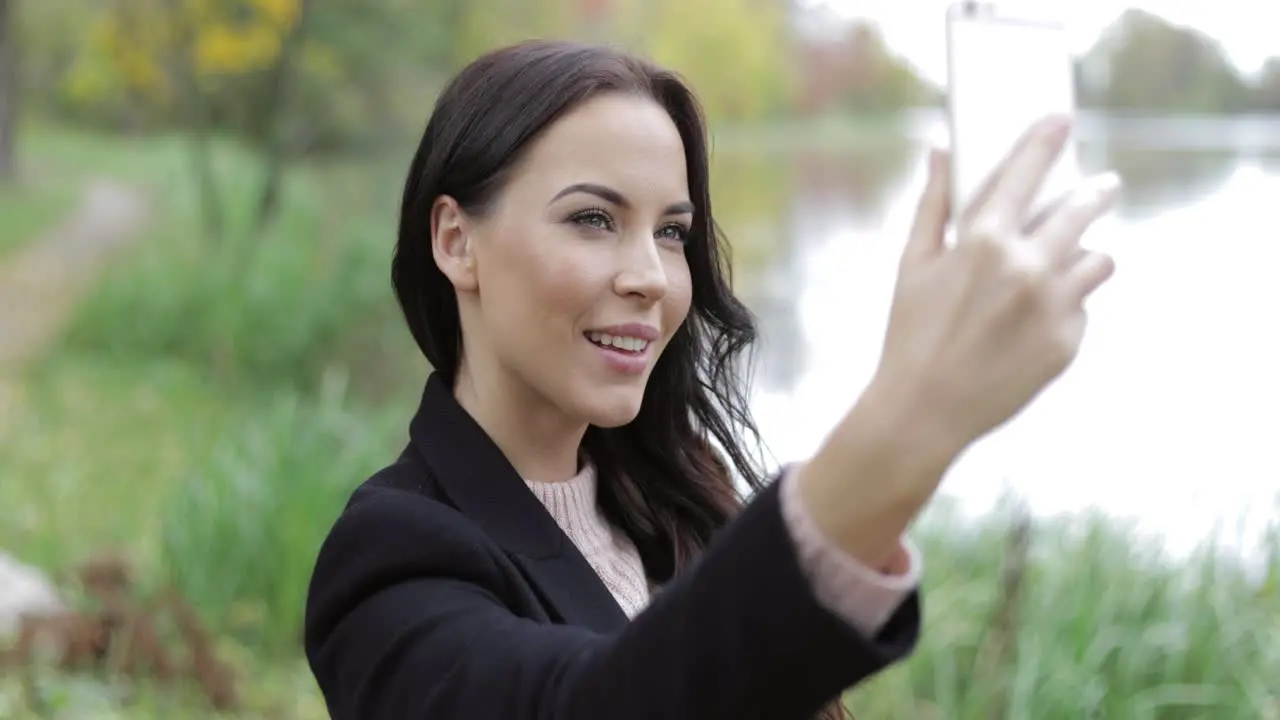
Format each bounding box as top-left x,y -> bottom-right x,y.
838,21 -> 930,114
792,19 -> 933,118
1254,59 -> 1280,112
1082,10 -> 1250,114
243,0 -> 309,230
11,1 -> 85,120
0,0 -> 15,183
53,0 -> 309,237
54,0 -> 462,235
437,0 -> 796,125
58,0 -> 457,147
453,0 -> 572,67
614,0 -> 796,124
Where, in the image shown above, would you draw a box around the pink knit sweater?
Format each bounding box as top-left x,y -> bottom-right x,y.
523,464 -> 921,637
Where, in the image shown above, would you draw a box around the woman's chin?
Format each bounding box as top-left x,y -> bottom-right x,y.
579,391 -> 645,429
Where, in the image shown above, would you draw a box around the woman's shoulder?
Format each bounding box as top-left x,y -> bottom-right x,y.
322,448 -> 493,556
308,449 -> 509,601
303,450 -> 541,681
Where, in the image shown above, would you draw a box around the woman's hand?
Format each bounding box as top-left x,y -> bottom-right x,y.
877,114 -> 1119,452
795,115 -> 1121,568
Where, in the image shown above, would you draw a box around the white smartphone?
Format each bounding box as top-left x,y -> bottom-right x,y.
945,1 -> 1082,219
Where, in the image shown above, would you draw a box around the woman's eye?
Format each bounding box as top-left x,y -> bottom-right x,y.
657,223 -> 690,244
569,210 -> 687,244
571,209 -> 614,231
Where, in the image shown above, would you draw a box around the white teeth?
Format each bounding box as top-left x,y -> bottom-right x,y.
587,332 -> 649,352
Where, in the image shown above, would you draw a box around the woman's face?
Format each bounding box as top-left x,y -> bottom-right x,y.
438,92 -> 695,429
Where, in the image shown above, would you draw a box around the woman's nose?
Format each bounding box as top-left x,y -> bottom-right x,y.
613,235 -> 668,301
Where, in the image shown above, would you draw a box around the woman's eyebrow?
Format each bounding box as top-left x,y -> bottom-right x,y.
550,182 -> 693,215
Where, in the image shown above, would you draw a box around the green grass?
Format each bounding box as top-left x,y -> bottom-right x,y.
0,356 -> 233,570
0,121 -> 1277,718
0,654 -> 326,719
0,180 -> 79,256
0,122 -> 420,717
0,120 -> 417,559
849,500 -> 1280,717
9,121 -> 419,392
0,360 -> 410,718
0,130 -> 91,256
157,370 -> 409,654
0,121 -> 215,262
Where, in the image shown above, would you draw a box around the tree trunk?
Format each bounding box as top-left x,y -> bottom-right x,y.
0,0 -> 18,184
253,0 -> 309,233
189,111 -> 225,242
161,0 -> 224,241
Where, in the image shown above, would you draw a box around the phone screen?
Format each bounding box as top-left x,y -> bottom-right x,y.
946,5 -> 1081,218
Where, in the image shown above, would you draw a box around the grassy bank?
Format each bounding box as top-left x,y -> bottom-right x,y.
0,142 -> 89,257
0,123 -> 1277,718
852,500 -> 1280,717
0,123 -> 421,717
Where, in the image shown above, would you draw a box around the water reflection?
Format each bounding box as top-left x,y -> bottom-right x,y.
743,142 -> 918,395
711,153 -> 806,395
724,116 -> 1280,560
1260,150 -> 1280,174
1081,144 -> 1240,220
792,140 -> 917,229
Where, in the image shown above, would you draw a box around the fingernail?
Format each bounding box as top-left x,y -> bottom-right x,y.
928,121 -> 951,149
1046,114 -> 1072,138
1092,171 -> 1122,196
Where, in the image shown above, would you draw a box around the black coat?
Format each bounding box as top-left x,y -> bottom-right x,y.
304,372 -> 921,719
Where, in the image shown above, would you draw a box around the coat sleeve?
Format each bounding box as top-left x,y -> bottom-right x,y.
304,479 -> 921,720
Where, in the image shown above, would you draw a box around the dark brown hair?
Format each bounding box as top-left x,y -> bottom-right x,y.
392,40 -> 848,720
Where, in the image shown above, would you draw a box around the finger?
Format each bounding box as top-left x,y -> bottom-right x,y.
966,114 -> 1073,231
1065,250 -> 1116,302
1033,172 -> 1123,262
957,119 -> 1051,228
1023,190 -> 1072,236
1062,245 -> 1088,268
902,147 -> 952,265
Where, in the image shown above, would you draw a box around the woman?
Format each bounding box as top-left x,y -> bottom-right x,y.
304,40 -> 1120,719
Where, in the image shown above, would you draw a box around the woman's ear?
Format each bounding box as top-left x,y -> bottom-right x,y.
430,195 -> 478,291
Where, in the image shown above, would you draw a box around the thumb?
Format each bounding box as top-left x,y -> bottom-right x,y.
902,147 -> 952,265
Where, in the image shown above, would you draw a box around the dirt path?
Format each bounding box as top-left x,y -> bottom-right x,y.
0,179 -> 148,438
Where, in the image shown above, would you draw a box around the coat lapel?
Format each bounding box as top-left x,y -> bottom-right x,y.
408,373 -> 630,633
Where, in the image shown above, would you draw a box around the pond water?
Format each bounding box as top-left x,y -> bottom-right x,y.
723,112 -> 1280,560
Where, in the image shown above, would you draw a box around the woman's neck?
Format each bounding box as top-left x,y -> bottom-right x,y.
452,364 -> 586,483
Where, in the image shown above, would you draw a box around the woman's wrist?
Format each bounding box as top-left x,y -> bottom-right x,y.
795,376 -> 965,569
860,370 -> 974,475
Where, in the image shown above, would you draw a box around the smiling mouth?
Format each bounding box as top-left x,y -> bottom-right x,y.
584,331 -> 650,354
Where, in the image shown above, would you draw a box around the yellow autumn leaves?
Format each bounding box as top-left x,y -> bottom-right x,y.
65,0 -> 304,105
189,0 -> 301,76
58,0 -> 801,126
